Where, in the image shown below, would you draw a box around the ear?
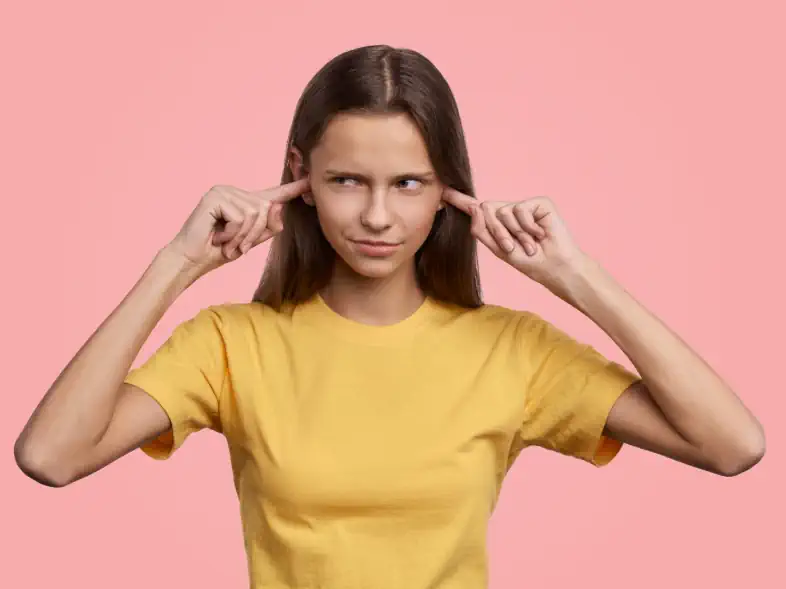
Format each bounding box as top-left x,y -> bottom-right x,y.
437,185 -> 446,211
288,147 -> 315,206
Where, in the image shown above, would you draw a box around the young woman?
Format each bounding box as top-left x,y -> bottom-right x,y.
15,45 -> 764,588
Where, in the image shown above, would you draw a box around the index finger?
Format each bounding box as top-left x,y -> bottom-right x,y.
441,187 -> 477,215
264,177 -> 311,202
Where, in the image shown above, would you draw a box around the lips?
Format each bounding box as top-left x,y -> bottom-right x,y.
350,239 -> 402,257
352,239 -> 401,246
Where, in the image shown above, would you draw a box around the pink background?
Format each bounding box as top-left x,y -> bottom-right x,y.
2,1 -> 783,586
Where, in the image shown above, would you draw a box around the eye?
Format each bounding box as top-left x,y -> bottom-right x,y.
329,176 -> 362,187
397,178 -> 423,191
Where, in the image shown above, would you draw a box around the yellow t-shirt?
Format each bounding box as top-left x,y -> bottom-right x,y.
125,293 -> 639,588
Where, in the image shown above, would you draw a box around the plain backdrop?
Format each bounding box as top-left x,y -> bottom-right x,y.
1,1 -> 783,587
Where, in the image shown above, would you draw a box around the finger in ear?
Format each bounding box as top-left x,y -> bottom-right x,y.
288,146 -> 307,180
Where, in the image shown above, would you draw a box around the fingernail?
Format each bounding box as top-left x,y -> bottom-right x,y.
525,243 -> 535,256
503,239 -> 515,252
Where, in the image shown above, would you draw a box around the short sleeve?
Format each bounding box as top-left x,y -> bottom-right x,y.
124,307 -> 228,460
514,312 -> 641,466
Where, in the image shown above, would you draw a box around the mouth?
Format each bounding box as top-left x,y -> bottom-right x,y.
349,239 -> 403,257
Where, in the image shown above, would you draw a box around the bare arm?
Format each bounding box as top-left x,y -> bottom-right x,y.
14,180 -> 309,488
564,258 -> 765,476
440,189 -> 765,476
13,247 -> 202,487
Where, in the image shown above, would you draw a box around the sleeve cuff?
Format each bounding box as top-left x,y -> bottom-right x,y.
573,361 -> 641,467
124,371 -> 186,460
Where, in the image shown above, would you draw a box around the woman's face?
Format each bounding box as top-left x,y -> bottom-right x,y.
293,112 -> 445,280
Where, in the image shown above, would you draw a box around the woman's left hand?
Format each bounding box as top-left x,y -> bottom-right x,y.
442,188 -> 591,296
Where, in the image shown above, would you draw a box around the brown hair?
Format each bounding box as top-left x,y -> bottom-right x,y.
252,45 -> 482,309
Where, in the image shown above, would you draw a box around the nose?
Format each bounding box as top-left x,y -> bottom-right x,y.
359,187 -> 394,232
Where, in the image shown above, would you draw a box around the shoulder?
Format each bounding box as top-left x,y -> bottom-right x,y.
445,301 -> 539,331
197,301 -> 295,332
446,302 -> 576,349
172,302 -> 298,361
432,301 -> 543,345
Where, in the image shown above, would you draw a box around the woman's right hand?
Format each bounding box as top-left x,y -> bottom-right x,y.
164,178 -> 310,277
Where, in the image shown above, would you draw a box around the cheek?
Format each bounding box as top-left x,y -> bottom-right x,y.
311,188 -> 346,228
399,196 -> 442,235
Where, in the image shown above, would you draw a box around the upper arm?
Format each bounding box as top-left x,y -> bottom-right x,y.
66,383 -> 171,484
121,307 -> 229,459
604,380 -> 718,473
513,312 -> 639,466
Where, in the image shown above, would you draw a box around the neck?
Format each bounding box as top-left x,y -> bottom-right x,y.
320,260 -> 425,326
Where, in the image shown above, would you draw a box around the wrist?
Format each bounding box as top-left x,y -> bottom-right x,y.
150,246 -> 204,292
554,255 -> 608,311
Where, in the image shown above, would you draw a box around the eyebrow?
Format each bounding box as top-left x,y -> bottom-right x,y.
324,169 -> 436,182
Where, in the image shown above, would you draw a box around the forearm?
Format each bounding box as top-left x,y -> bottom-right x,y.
15,247 -> 201,468
559,256 -> 765,464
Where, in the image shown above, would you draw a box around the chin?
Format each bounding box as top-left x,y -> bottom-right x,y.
333,244 -> 411,280
345,257 -> 402,279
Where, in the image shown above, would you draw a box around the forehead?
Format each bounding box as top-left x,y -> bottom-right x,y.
310,112 -> 433,174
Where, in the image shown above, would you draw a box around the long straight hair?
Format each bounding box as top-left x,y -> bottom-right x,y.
252,45 -> 482,309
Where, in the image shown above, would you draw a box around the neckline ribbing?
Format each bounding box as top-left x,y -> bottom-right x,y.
296,292 -> 441,346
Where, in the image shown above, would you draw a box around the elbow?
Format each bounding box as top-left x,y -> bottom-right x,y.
14,437 -> 73,488
713,424 -> 766,477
